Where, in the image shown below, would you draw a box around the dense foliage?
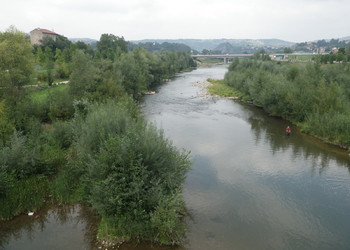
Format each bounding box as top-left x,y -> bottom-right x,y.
225,58 -> 350,148
0,26 -> 195,245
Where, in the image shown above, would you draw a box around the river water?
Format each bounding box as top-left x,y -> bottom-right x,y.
141,65 -> 350,250
1,66 -> 350,250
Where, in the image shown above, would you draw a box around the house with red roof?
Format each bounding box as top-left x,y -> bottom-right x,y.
30,28 -> 61,45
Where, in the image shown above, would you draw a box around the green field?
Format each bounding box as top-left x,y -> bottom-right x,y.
30,84 -> 69,102
286,54 -> 318,62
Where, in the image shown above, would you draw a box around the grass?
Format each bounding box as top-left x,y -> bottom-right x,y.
30,84 -> 69,102
207,79 -> 239,98
0,175 -> 50,220
287,54 -> 317,62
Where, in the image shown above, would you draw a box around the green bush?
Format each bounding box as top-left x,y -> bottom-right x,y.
67,99 -> 190,244
0,166 -> 15,196
0,131 -> 40,179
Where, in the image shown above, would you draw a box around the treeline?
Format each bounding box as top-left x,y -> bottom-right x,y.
317,48 -> 350,64
0,26 -> 195,245
225,58 -> 350,148
31,33 -> 195,88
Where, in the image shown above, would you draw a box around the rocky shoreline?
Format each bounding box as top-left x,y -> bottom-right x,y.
192,80 -> 212,98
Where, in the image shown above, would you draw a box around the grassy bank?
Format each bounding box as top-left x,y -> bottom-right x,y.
207,78 -> 241,98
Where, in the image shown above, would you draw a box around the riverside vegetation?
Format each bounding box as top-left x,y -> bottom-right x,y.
0,26 -> 196,245
219,53 -> 350,149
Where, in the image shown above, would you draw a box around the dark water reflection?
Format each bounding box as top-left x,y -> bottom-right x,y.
0,204 -> 99,250
142,66 -> 350,250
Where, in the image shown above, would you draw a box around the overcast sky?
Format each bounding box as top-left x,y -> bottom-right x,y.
1,0 -> 349,42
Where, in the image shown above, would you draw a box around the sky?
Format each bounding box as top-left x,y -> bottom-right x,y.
1,0 -> 349,43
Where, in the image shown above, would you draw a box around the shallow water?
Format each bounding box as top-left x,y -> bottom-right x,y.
0,204 -> 98,250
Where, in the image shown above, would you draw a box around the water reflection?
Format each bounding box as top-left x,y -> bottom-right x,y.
242,102 -> 350,171
0,204 -> 99,250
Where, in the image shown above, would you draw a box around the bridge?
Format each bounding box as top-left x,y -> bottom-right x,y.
191,54 -> 253,63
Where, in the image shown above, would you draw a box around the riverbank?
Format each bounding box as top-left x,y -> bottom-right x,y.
205,77 -> 350,153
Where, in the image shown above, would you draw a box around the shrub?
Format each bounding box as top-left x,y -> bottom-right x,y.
0,131 -> 40,179
67,99 -> 190,244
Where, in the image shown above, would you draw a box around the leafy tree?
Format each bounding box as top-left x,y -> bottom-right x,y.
69,50 -> 99,97
55,48 -> 70,79
39,35 -> 72,53
97,34 -> 128,60
202,49 -> 211,55
35,47 -> 46,66
283,47 -> 293,53
75,41 -> 94,56
0,26 -> 34,103
44,47 -> 55,85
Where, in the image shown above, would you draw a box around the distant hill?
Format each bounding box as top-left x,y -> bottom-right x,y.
69,38 -> 98,44
133,39 -> 295,53
293,38 -> 350,53
129,41 -> 192,53
340,36 -> 350,41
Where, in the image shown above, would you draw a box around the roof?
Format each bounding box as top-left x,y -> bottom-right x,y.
32,28 -> 59,36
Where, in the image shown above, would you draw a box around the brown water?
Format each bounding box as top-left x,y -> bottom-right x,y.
1,66 -> 350,250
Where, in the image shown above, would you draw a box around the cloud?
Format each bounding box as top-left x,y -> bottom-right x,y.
1,0 -> 349,41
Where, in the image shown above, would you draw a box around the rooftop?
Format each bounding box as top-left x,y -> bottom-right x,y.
32,28 -> 59,36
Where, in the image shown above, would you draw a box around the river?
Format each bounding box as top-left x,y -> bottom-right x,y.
141,65 -> 350,250
1,65 -> 350,250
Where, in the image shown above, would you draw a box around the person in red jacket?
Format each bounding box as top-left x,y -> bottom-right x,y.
285,126 -> 291,135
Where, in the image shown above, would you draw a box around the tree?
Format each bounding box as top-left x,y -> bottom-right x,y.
0,26 -> 34,103
283,47 -> 293,53
39,35 -> 72,53
44,47 -> 55,86
97,34 -> 128,61
75,41 -> 94,56
69,50 -> 99,97
55,48 -> 70,79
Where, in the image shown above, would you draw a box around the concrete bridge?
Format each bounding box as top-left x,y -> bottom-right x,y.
192,54 -> 253,63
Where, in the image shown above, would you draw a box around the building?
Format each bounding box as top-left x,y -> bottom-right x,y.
271,54 -> 287,60
30,28 -> 60,45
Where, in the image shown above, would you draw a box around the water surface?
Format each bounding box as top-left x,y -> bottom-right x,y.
142,65 -> 350,250
0,205 -> 98,250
